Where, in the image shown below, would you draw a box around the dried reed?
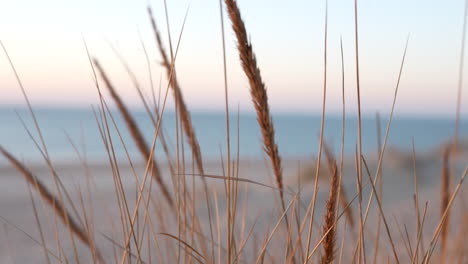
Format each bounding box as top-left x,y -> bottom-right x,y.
320,151 -> 339,264
440,144 -> 451,263
223,0 -> 286,214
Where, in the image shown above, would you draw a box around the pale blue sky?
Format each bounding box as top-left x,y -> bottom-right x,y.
0,0 -> 467,116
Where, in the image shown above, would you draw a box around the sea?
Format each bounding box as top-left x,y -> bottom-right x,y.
0,107 -> 466,164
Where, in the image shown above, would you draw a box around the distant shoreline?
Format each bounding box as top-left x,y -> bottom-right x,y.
1,105 -> 468,120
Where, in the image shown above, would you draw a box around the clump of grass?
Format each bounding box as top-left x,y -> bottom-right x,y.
2,1 -> 468,264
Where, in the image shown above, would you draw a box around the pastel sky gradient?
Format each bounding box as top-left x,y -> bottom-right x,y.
0,0 -> 467,116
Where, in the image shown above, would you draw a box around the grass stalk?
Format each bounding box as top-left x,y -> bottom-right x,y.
223,0 -> 285,206
320,150 -> 340,264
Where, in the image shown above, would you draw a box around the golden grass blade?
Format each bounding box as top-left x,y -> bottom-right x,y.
411,139 -> 425,263
440,145 -> 451,263
234,213 -> 261,263
337,36 -> 354,229
353,0 -> 366,260
320,152 -> 340,264
218,0 -> 236,261
180,173 -> 292,194
371,112 -> 383,264
305,2 -> 329,261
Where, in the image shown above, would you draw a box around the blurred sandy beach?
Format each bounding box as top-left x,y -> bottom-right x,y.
0,149 -> 466,263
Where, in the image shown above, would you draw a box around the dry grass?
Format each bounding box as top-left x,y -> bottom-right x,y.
0,1 -> 467,264
324,143 -> 354,230
0,146 -> 104,263
439,145 -> 451,263
320,147 -> 339,264
147,7 -> 217,263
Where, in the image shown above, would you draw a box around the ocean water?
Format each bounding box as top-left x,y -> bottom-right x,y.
0,107 -> 466,164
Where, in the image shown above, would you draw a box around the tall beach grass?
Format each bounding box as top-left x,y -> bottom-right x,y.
0,1 -> 467,263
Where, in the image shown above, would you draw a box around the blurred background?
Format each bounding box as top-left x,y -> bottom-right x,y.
0,0 -> 467,162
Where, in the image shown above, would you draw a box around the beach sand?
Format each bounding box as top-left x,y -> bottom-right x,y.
0,152 -> 466,263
